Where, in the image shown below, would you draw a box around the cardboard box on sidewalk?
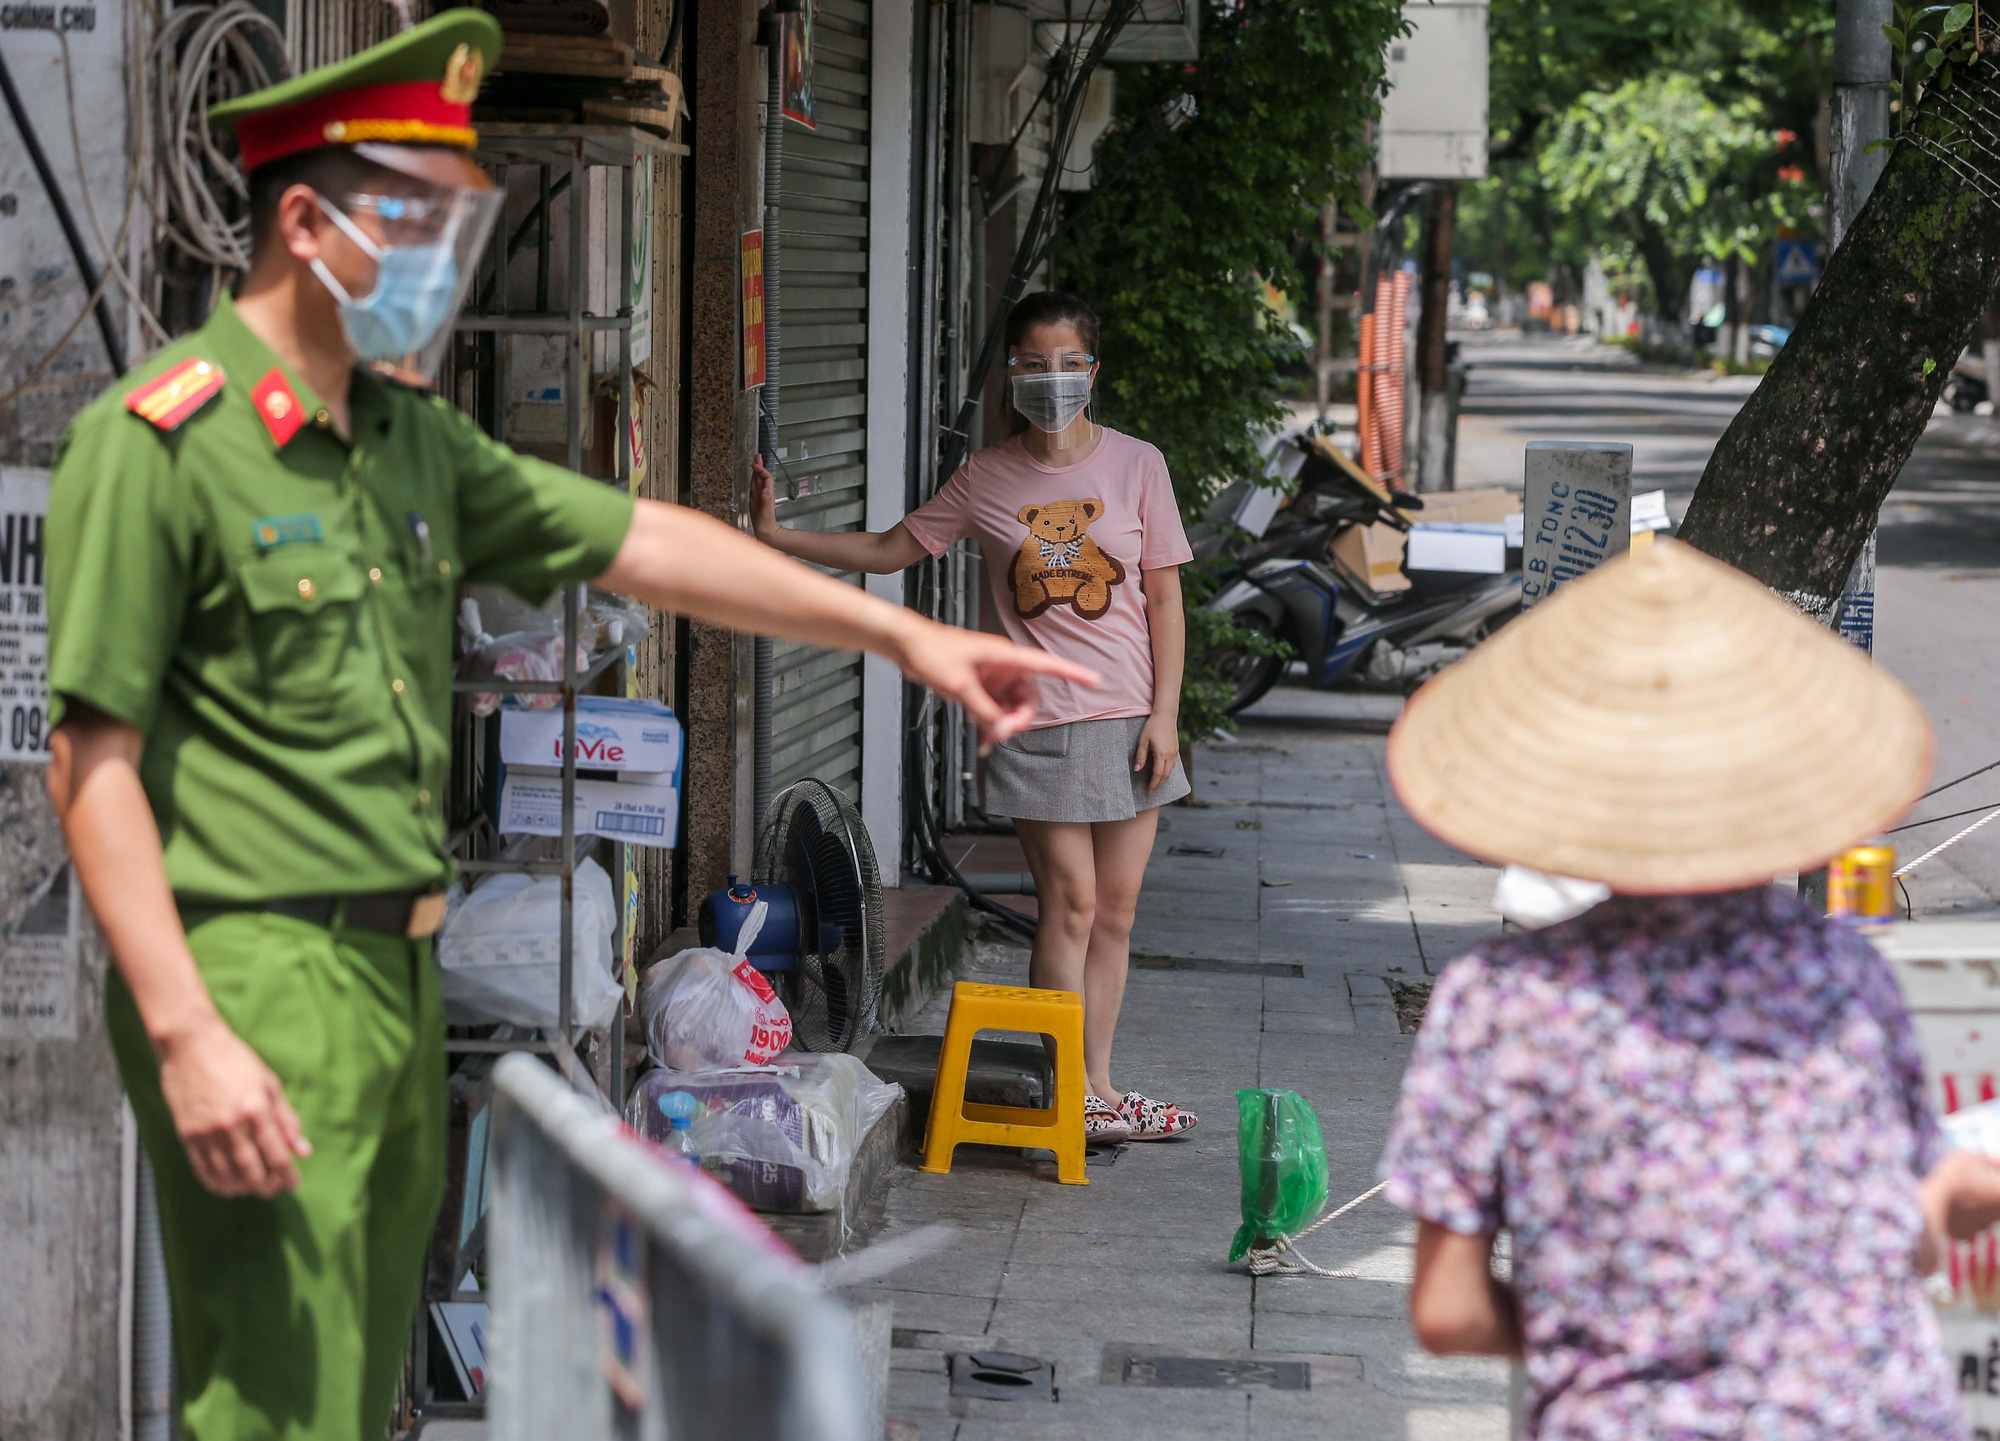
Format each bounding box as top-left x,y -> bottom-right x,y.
1405,486 -> 1519,524
1330,523 -> 1412,597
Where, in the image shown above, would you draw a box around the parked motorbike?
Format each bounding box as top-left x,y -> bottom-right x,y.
1194,427 -> 1522,715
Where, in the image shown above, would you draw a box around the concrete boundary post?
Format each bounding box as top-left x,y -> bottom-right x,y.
1520,442 -> 1634,611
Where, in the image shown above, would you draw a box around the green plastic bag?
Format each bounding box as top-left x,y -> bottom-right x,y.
1229,1087 -> 1328,1262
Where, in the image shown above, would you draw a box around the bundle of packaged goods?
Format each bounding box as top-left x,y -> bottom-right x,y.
632,908 -> 900,1214
498,695 -> 683,847
625,1054 -> 901,1214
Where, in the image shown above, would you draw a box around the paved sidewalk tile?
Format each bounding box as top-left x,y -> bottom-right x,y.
861,687 -> 1510,1440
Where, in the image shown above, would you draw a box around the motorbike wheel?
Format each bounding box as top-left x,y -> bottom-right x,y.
1218,614 -> 1286,716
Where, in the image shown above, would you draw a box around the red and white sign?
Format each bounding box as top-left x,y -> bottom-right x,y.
742,230 -> 767,390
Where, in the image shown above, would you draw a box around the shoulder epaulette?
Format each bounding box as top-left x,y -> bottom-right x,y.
125,358 -> 227,431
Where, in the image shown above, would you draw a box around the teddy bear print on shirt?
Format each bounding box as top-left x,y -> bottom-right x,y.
1009,498 -> 1126,619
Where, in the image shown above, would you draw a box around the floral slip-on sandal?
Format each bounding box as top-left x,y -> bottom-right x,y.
1085,1094 -> 1132,1143
1116,1090 -> 1198,1141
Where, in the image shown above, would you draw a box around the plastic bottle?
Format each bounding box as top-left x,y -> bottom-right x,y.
656,1090 -> 701,1169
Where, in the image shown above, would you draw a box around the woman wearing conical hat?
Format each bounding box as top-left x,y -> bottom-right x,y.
1377,540 -> 2000,1439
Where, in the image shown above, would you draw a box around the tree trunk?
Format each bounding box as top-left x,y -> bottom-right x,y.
1678,53 -> 2000,613
1636,218 -> 1686,334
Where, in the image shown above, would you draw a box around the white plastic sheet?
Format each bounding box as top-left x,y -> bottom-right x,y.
437,857 -> 622,1029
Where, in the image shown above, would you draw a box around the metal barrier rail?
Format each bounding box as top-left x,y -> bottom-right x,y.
488,1053 -> 869,1441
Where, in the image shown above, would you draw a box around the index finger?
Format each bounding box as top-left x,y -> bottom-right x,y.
984,645 -> 1100,687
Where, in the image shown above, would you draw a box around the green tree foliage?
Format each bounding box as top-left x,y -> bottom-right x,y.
1053,0 -> 1406,741
1536,72 -> 1817,320
1457,0 -> 1831,320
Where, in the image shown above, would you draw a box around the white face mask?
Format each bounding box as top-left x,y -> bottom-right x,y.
1011,371 -> 1093,433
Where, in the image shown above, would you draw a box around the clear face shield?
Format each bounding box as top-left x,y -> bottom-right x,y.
1007,350 -> 1097,433
308,149 -> 502,381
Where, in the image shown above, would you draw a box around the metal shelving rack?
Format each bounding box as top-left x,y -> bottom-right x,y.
416,121 -> 684,1422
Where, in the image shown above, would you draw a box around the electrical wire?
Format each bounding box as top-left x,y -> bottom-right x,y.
1917,756 -> 2000,804
0,38 -> 125,373
1890,800 -> 2000,834
147,0 -> 291,275
53,29 -> 170,347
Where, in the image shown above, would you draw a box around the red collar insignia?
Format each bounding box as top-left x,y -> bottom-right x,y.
251,368 -> 306,445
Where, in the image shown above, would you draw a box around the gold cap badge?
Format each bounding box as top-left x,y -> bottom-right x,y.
441,43 -> 484,105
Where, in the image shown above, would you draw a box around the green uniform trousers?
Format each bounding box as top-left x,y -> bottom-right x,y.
107,909 -> 447,1441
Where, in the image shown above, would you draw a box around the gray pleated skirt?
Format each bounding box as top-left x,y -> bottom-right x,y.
983,715 -> 1191,823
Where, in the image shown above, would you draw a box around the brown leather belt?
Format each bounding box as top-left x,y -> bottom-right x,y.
253,889 -> 450,939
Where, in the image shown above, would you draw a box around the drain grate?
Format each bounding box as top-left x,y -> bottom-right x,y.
1132,955 -> 1305,979
1101,1346 -> 1360,1391
949,1351 -> 1056,1401
1167,843 -> 1226,857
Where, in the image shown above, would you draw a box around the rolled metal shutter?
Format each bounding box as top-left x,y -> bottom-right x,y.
770,0 -> 870,800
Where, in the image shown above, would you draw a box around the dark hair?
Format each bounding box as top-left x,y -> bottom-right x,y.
246,146 -> 399,258
1004,291 -> 1100,355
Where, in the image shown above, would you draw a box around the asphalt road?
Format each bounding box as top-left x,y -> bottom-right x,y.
1452,331 -> 2000,916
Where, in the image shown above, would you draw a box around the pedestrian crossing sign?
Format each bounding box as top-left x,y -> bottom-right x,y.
1775,239 -> 1820,286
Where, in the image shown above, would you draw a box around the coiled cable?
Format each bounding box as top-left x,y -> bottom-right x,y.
148,0 -> 290,275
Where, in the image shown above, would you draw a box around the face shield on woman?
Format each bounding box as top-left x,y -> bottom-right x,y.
307,145 -> 503,380
1007,348 -> 1097,432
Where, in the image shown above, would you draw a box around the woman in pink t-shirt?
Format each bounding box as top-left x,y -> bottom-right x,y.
752,292 -> 1196,1144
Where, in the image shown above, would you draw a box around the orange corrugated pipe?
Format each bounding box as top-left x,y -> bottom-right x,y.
1380,270 -> 1411,490
1356,308 -> 1377,477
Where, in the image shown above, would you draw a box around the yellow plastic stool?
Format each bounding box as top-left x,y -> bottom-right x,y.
921,981 -> 1089,1185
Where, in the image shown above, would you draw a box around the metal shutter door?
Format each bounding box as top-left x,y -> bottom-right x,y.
771,0 -> 870,801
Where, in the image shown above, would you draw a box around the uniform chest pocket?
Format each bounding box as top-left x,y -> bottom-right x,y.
236,548 -> 370,719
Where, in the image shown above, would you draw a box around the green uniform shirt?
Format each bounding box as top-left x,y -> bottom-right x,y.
46,294 -> 636,903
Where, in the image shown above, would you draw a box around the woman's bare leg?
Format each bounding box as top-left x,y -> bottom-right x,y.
1014,813 -> 1097,1017
1077,809 -> 1160,1101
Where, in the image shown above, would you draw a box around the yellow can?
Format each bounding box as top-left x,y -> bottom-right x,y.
1828,845 -> 1896,924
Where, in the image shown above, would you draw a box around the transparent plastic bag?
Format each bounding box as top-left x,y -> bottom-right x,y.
637,902 -> 793,1070
436,857 -> 622,1029
624,1054 -> 902,1213
1230,1087 -> 1329,1261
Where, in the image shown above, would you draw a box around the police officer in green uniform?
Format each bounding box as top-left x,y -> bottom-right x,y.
42,13 -> 1092,1438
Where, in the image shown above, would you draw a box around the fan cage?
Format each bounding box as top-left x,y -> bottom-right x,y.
753,779 -> 886,1053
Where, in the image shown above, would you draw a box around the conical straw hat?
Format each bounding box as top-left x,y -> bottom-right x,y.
1386,540 -> 1933,893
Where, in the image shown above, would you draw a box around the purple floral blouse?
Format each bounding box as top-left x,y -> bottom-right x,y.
1379,887 -> 1963,1439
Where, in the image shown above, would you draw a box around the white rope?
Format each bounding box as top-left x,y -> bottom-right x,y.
1243,1181 -> 1387,1278
1895,803 -> 2000,879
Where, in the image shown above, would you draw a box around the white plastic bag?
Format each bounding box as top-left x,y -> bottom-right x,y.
638,902 -> 794,1069
1493,864 -> 1610,929
625,1054 -> 902,1212
436,857 -> 622,1028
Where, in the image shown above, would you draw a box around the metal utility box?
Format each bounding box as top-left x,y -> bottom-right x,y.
1877,922 -> 2000,1426
1378,0 -> 1489,180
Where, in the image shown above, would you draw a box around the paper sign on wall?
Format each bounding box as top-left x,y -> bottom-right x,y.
0,468 -> 51,762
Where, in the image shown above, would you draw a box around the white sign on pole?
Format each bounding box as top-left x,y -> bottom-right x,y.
1520,442 -> 1632,610
630,157 -> 655,367
1378,0 -> 1490,180
0,468 -> 51,762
